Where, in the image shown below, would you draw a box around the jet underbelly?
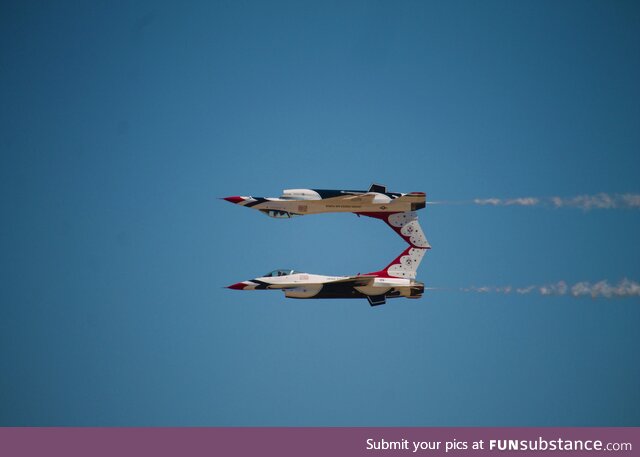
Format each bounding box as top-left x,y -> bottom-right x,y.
354,285 -> 392,296
284,284 -> 323,298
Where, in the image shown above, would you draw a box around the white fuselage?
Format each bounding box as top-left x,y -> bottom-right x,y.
233,272 -> 420,300
241,273 -> 412,289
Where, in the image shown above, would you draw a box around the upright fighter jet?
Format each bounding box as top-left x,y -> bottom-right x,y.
227,246 -> 426,306
222,184 -> 430,249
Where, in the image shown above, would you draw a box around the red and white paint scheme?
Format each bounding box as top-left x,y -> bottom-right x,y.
227,246 -> 426,306
222,183 -> 429,248
224,183 -> 431,305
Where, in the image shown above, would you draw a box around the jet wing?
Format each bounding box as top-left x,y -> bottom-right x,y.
326,275 -> 377,286
340,194 -> 376,203
279,275 -> 376,289
235,275 -> 375,290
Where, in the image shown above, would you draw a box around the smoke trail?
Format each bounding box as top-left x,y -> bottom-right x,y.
461,279 -> 640,298
474,197 -> 540,207
472,193 -> 640,210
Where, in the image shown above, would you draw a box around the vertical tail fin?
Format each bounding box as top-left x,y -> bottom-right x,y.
356,211 -> 430,248
368,246 -> 426,279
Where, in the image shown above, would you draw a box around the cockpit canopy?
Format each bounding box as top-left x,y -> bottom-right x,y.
259,209 -> 301,219
263,269 -> 299,277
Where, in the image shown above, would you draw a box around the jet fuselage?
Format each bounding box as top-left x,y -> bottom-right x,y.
228,269 -> 424,305
223,187 -> 426,219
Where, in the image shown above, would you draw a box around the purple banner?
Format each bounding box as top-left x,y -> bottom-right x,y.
0,427 -> 638,457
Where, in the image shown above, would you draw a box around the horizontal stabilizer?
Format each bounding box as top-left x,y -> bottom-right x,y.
391,193 -> 426,211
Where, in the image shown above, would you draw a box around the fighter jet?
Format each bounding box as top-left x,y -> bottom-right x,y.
222,183 -> 425,217
227,246 -> 426,306
222,184 -> 430,248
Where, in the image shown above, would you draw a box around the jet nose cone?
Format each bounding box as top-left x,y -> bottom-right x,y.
222,196 -> 246,204
227,282 -> 246,290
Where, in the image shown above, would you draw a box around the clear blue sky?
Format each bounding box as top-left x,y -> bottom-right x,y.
1,0 -> 639,425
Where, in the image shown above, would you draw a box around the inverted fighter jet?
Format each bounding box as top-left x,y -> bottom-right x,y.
222,183 -> 425,217
222,184 -> 430,248
227,246 -> 426,306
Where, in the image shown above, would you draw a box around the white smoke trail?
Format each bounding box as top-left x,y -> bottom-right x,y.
472,193 -> 640,210
461,279 -> 640,298
474,197 -> 540,206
